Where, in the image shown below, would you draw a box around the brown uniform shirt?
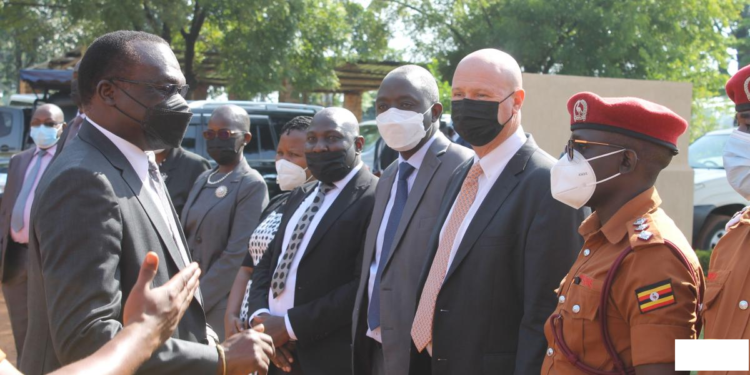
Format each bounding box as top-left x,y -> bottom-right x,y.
701,207 -> 750,375
542,187 -> 704,374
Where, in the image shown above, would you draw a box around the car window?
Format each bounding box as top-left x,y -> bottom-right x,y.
245,117 -> 273,160
258,121 -> 276,159
181,124 -> 198,151
689,133 -> 729,169
0,112 -> 13,138
360,125 -> 380,151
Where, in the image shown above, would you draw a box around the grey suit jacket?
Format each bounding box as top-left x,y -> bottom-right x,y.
409,134 -> 585,375
181,158 -> 269,314
0,147 -> 35,282
162,147 -> 211,217
351,133 -> 472,375
21,121 -> 218,374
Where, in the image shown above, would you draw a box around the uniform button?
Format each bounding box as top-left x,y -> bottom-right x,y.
558,295 -> 566,304
547,347 -> 554,356
583,249 -> 591,257
740,300 -> 749,310
196,236 -> 202,244
572,305 -> 581,313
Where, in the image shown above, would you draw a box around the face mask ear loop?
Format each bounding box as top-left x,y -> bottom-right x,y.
585,148 -> 626,162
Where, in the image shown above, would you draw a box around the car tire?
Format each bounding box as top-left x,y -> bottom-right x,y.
696,214 -> 731,251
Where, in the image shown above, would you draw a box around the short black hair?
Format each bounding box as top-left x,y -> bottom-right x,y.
78,30 -> 169,105
281,116 -> 312,135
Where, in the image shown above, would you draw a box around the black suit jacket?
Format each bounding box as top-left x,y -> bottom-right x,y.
248,167 -> 378,375
161,147 -> 211,217
21,121 -> 218,374
410,135 -> 585,375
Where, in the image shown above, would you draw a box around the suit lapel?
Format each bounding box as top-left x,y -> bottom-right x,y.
188,160 -> 249,235
271,183 -> 314,266
302,169 -> 370,262
381,137 -> 448,273
363,166 -> 396,267
79,121 -> 187,270
443,137 -> 537,283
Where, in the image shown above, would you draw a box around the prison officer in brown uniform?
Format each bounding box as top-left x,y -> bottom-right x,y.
542,92 -> 704,375
701,64 -> 750,375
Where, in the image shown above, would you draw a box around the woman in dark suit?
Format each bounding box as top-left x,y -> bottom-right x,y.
181,105 -> 269,341
224,116 -> 315,337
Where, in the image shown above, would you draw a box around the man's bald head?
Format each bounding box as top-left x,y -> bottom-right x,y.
455,48 -> 522,90
312,107 -> 359,137
32,104 -> 65,124
381,65 -> 439,104
209,104 -> 250,132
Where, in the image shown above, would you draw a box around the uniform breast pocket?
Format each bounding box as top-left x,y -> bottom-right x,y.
562,282 -> 602,358
704,269 -> 731,313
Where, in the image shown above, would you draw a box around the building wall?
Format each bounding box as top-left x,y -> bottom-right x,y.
520,73 -> 694,240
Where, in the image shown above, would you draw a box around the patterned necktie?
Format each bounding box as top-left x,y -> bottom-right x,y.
271,182 -> 335,298
147,157 -> 191,267
411,162 -> 484,352
11,149 -> 47,232
368,162 -> 415,330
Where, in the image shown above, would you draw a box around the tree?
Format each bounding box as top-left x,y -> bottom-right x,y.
1,0 -> 393,100
383,0 -> 742,140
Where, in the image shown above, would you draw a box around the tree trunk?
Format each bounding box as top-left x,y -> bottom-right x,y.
180,2 -> 207,99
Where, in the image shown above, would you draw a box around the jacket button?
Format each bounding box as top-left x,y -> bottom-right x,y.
740,300 -> 748,310
547,347 -> 554,356
572,305 -> 581,313
196,236 -> 202,244
558,295 -> 566,304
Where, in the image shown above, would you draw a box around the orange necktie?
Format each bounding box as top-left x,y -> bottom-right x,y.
411,162 -> 484,352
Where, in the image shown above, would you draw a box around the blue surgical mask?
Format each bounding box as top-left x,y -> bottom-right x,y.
30,125 -> 61,149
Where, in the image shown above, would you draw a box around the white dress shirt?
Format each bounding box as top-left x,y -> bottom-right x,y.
440,125 -> 526,272
251,162 -> 364,340
88,119 -> 191,267
366,135 -> 437,343
10,144 -> 57,244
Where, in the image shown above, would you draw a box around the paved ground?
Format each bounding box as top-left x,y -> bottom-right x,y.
0,292 -> 17,366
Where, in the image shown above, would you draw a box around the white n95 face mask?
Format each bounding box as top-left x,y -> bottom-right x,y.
375,107 -> 431,152
723,129 -> 750,199
276,159 -> 309,191
550,148 -> 626,209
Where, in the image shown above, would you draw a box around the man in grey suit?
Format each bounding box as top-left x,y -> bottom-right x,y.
0,103 -> 66,362
21,31 -> 274,375
409,49 -> 585,375
351,65 -> 472,375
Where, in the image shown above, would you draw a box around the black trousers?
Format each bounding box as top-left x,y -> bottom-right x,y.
2,240 -> 29,362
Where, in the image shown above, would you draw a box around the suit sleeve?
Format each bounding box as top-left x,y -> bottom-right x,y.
202,178 -> 269,311
515,186 -> 584,374
35,167 -> 218,373
286,196 -> 373,345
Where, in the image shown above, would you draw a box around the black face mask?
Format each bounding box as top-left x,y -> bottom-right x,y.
451,92 -> 515,147
112,82 -> 193,150
306,143 -> 357,184
207,136 -> 244,166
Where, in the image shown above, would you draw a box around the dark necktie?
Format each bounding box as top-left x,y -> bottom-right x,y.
11,149 -> 46,232
271,182 -> 335,298
368,162 -> 415,330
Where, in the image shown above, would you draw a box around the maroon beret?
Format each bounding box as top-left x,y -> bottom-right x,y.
567,92 -> 687,153
726,64 -> 750,112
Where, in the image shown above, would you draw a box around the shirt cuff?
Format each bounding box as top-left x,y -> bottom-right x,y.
285,314 -> 297,341
249,308 -> 271,325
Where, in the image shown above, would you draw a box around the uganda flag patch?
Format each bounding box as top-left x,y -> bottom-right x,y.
635,279 -> 676,314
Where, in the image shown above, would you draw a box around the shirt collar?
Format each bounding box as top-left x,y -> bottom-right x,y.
87,117 -> 150,181
579,186 -> 662,244
35,144 -> 57,157
398,133 -> 438,171
474,125 -> 527,182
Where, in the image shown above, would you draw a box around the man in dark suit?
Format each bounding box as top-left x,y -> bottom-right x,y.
248,107 -> 378,374
21,30 -> 273,375
352,65 -> 472,375
409,49 -> 585,375
0,103 -> 66,362
156,146 -> 211,216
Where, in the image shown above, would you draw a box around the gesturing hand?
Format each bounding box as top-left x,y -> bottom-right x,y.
123,252 -> 201,348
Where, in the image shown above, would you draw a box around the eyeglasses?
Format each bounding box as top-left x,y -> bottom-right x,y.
111,78 -> 190,98
565,139 -> 626,161
30,122 -> 64,128
203,129 -> 242,140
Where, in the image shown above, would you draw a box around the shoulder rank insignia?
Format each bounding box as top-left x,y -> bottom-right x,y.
635,279 -> 675,313
638,230 -> 653,240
